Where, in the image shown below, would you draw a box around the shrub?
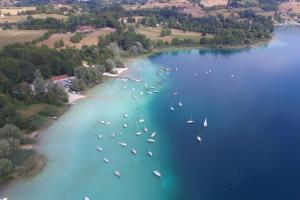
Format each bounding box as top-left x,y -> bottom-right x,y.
70,32 -> 83,43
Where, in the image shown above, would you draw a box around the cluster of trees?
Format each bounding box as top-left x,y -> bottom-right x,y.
103,30 -> 151,51
160,28 -> 171,37
17,12 -> 124,32
70,32 -> 83,43
18,16 -> 67,30
54,39 -> 65,48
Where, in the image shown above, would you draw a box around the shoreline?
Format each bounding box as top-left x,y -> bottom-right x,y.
0,38 -> 272,189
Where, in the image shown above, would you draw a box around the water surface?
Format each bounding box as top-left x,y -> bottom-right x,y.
2,26 -> 300,200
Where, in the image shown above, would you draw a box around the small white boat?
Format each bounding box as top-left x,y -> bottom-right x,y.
134,96 -> 137,100
144,127 -> 148,132
209,68 -> 212,73
175,67 -> 178,71
197,136 -> 202,142
131,148 -> 137,154
170,106 -> 175,111
135,132 -> 142,136
98,134 -> 103,139
173,92 -> 178,95
203,118 -> 208,127
123,123 -> 127,128
147,138 -> 155,143
138,119 -> 145,123
140,91 -> 144,95
119,142 -> 128,146
124,114 -> 128,118
153,170 -> 161,177
104,158 -> 109,163
106,121 -> 111,125
146,91 -> 153,95
148,151 -> 153,157
187,115 -> 194,124
110,133 -> 115,138
150,86 -> 155,89
144,84 -> 148,88
84,197 -> 90,200
98,120 -> 105,124
231,74 -> 234,78
114,170 -> 121,178
151,132 -> 156,138
153,90 -> 159,93
194,73 -> 198,77
96,147 -> 103,151
123,86 -> 127,89
179,97 -> 183,107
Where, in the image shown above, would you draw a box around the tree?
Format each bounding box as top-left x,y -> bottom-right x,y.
70,32 -> 83,43
160,28 -> 172,37
0,158 -> 13,177
33,70 -> 46,96
0,124 -> 22,140
105,59 -> 116,72
70,78 -> 86,92
54,39 -> 64,48
0,139 -> 12,158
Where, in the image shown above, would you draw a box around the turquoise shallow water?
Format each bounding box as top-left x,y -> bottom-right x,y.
1,60 -> 179,200
3,26 -> 300,200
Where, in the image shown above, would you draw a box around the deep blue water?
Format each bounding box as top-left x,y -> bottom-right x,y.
148,26 -> 300,200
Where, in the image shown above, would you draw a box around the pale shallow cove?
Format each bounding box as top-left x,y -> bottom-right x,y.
1,59 -> 179,200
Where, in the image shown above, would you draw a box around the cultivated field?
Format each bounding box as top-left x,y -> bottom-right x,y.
39,28 -> 115,49
123,0 -> 205,18
0,13 -> 68,23
136,26 -> 208,42
0,30 -> 46,48
0,7 -> 36,15
278,1 -> 300,14
200,0 -> 228,8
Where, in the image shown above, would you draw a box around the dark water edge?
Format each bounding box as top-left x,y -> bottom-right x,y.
147,26 -> 300,200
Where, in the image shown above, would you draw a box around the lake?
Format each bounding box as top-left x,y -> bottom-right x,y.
2,26 -> 300,200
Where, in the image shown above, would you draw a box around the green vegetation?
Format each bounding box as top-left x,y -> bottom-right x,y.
160,28 -> 171,37
54,39 -> 64,48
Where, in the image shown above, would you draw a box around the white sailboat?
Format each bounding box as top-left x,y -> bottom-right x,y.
170,106 -> 175,111
104,158 -> 109,164
98,134 -> 103,139
138,118 -> 145,123
84,197 -> 90,200
148,151 -> 153,157
203,118 -> 208,127
151,132 -> 156,138
153,170 -> 161,177
123,123 -> 127,128
197,136 -> 202,142
131,148 -> 137,154
124,113 -> 128,118
96,147 -> 103,151
144,127 -> 148,132
114,170 -> 121,178
147,138 -> 155,143
119,142 -> 128,147
179,97 -> 183,107
186,116 -> 194,124
135,132 -> 142,136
